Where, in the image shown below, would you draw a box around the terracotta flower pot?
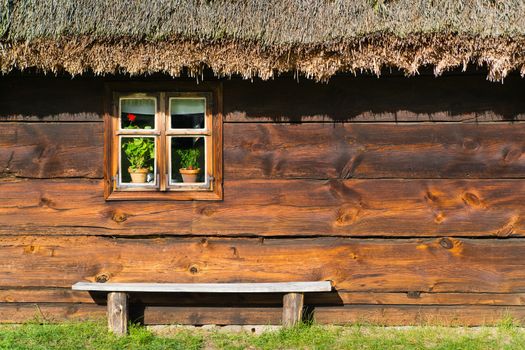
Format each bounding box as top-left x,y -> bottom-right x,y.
128,167 -> 148,183
179,168 -> 200,183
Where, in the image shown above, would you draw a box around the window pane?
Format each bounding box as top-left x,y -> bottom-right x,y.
120,98 -> 155,130
170,98 -> 205,129
120,136 -> 156,185
170,137 -> 206,184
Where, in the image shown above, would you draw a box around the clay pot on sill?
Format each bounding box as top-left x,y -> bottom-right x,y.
179,168 -> 200,183
128,167 -> 149,183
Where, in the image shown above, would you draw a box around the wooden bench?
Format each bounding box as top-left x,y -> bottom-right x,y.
72,281 -> 332,335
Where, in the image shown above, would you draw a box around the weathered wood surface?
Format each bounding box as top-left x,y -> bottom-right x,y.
223,76 -> 525,122
3,289 -> 525,306
224,123 -> 525,179
0,179 -> 522,237
1,303 -> 524,326
3,235 -> 525,293
0,303 -> 105,323
143,306 -> 283,325
107,292 -> 128,336
282,293 -> 304,327
3,122 -> 523,180
0,123 -> 103,178
73,281 -> 331,293
312,305 -> 525,326
0,289 -> 96,303
0,76 -> 103,122
2,74 -> 525,123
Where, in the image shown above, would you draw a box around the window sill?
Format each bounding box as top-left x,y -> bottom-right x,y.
105,188 -> 223,201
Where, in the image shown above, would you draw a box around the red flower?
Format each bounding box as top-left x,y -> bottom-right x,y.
127,113 -> 137,122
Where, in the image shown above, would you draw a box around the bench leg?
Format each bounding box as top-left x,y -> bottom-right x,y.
282,292 -> 304,327
107,292 -> 128,336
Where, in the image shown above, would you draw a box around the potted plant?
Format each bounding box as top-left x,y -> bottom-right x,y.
177,148 -> 200,183
122,137 -> 155,183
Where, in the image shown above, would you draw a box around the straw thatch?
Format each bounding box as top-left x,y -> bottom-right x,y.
1,0 -> 525,80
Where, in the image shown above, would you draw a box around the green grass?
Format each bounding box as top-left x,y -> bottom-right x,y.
0,321 -> 524,350
0,322 -> 202,350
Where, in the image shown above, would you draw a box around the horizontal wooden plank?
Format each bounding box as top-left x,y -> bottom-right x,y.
144,305 -> 525,326
4,122 -> 523,180
0,123 -> 103,178
2,74 -> 525,124
0,289 -> 95,304
143,306 -> 281,325
0,303 -> 105,323
223,75 -> 525,122
1,303 -> 524,326
0,76 -> 103,122
312,305 -> 525,326
3,235 -> 525,293
224,123 -> 525,179
0,178 -> 522,237
0,113 -> 102,122
72,281 -> 332,293
335,292 -> 525,306
3,289 -> 525,306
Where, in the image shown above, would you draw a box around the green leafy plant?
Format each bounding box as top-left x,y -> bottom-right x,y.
122,137 -> 155,171
177,148 -> 200,170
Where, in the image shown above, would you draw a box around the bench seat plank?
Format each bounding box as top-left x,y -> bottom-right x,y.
72,281 -> 332,293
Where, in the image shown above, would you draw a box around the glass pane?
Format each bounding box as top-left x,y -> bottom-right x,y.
120,136 -> 156,185
170,98 -> 205,129
170,137 -> 206,184
120,98 -> 155,130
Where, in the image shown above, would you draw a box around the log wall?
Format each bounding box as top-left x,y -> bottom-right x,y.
0,73 -> 524,325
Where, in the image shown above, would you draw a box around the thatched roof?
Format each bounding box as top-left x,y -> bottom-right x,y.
1,0 -> 525,81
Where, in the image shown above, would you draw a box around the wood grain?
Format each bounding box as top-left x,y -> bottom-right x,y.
72,281 -> 331,293
1,303 -> 524,326
2,74 -> 525,123
0,76 -> 103,122
0,303 -> 105,323
132,305 -> 525,326
224,123 -> 525,179
223,75 -> 525,122
3,121 -> 522,180
282,293 -> 304,327
108,292 -> 128,335
2,235 -> 525,293
143,306 -> 282,325
0,179 -> 522,237
0,123 -> 103,178
312,305 -> 525,326
2,289 -> 525,306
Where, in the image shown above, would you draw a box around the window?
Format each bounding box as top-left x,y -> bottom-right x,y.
104,83 -> 222,200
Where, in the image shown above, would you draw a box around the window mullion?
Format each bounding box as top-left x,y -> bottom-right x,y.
158,92 -> 167,191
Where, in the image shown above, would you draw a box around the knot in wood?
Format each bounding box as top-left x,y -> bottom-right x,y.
230,246 -> 239,258
334,206 -> 361,227
462,192 -> 482,208
23,245 -> 36,254
462,138 -> 479,151
425,191 -> 439,203
407,291 -> 421,299
95,274 -> 110,283
434,212 -> 445,224
189,265 -> 199,274
502,147 -> 522,163
200,207 -> 215,217
111,211 -> 127,223
39,197 -> 53,207
439,238 -> 453,249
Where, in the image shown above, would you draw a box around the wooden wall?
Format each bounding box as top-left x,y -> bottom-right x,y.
1,73 -> 524,325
